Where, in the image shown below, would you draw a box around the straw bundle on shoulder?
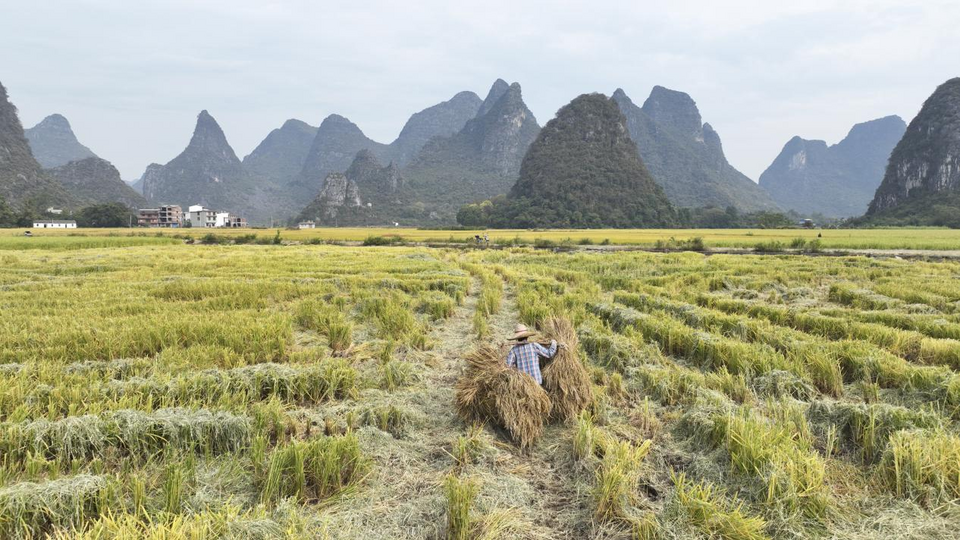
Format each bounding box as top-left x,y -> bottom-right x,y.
490,368 -> 551,450
455,345 -> 551,450
541,316 -> 593,423
455,345 -> 504,422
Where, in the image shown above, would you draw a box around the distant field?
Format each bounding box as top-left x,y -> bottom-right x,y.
0,235 -> 181,250
4,226 -> 960,250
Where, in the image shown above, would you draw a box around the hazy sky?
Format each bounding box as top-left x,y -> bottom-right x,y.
2,0 -> 958,180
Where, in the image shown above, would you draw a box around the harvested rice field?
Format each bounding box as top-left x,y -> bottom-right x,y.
2,243 -> 960,538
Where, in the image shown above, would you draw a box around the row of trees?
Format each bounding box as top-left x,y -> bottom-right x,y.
457,197 -> 812,229
0,196 -> 135,228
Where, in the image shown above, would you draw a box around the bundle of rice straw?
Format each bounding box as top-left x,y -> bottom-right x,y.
455,346 -> 504,421
541,316 -> 593,423
455,345 -> 551,450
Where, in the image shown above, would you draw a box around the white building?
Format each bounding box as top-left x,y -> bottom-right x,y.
298,221 -> 316,229
184,205 -> 246,228
187,205 -> 216,228
33,220 -> 77,229
214,212 -> 231,228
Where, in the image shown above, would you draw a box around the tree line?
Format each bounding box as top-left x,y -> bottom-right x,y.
0,196 -> 135,228
457,196 -> 816,229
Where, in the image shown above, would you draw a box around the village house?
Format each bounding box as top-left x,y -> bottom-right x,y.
158,205 -> 183,227
137,208 -> 160,227
33,220 -> 77,229
187,205 -> 217,228
133,204 -> 246,228
137,205 -> 183,227
180,205 -> 247,228
225,216 -> 247,228
298,220 -> 316,229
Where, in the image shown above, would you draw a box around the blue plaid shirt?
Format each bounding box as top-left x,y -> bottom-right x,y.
506,340 -> 557,385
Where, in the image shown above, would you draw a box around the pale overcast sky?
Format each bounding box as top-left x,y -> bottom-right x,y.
2,0 -> 958,180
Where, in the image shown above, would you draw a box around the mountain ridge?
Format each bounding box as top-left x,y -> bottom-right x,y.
242,119 -> 317,186
0,82 -> 73,209
612,86 -> 780,212
24,113 -> 97,168
867,78 -> 960,220
140,110 -> 257,217
759,115 -> 905,217
481,93 -> 676,228
400,80 -> 540,222
295,150 -> 407,226
389,91 -> 483,165
48,156 -> 146,209
291,91 -> 485,203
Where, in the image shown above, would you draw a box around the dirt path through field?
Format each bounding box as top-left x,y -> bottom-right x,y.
319,261 -> 590,539
453,278 -> 591,538
317,273 -> 488,538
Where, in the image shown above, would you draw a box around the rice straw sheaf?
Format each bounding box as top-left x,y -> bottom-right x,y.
455,346 -> 504,421
455,346 -> 551,450
541,316 -> 593,423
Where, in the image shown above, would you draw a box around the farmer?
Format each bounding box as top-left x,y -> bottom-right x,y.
505,323 -> 558,385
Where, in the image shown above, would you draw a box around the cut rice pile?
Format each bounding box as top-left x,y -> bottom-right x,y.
541,316 -> 593,423
456,315 -> 589,448
455,346 -> 550,450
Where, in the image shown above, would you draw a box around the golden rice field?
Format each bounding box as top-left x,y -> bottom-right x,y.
5,225 -> 960,250
2,242 -> 960,538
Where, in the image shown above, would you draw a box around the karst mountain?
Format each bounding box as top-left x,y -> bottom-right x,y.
288,90 -> 484,202
491,93 -> 676,228
139,110 -> 261,218
759,116 -> 906,217
864,77 -> 960,226
285,79 -> 538,225
242,119 -> 318,186
22,112 -> 145,209
0,82 -> 72,210
47,157 -> 146,209
21,76 -> 950,227
612,87 -> 779,213
401,80 -> 540,222
24,113 -> 98,169
295,149 -> 406,226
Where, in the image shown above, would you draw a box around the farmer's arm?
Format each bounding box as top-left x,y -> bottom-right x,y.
534,340 -> 558,358
506,347 -> 517,367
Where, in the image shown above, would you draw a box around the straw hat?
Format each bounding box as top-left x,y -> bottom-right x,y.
509,323 -> 537,341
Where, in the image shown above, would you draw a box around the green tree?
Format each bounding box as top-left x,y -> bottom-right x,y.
15,207 -> 39,228
77,203 -> 134,228
752,211 -> 793,229
456,203 -> 485,227
0,195 -> 15,227
692,206 -> 731,228
725,205 -> 740,223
